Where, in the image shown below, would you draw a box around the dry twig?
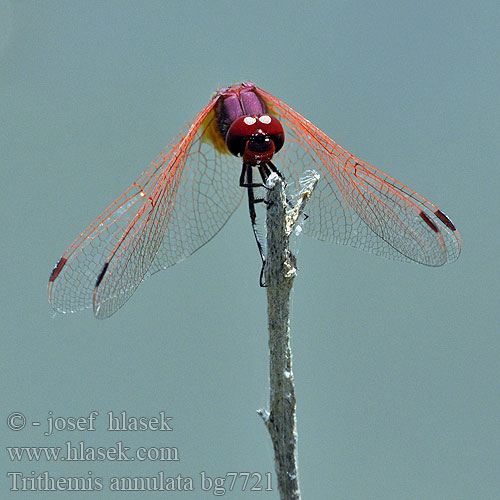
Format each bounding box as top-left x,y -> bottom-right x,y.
258,171 -> 319,500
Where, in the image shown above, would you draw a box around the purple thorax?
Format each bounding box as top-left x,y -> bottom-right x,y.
215,83 -> 268,140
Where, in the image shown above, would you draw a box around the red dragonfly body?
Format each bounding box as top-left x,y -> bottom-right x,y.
48,82 -> 461,318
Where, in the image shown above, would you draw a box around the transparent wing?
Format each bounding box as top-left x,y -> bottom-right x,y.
48,99 -> 243,318
257,87 -> 461,265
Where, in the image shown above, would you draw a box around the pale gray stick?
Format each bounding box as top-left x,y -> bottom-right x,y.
258,171 -> 319,500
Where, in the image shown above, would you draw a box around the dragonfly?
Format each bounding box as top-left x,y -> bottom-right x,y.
48,82 -> 461,319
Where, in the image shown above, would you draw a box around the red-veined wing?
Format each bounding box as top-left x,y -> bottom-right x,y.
48,98 -> 243,318
257,87 -> 461,265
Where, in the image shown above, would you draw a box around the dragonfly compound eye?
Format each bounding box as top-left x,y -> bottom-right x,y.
226,115 -> 285,162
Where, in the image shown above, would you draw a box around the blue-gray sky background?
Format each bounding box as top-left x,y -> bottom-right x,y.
1,1 -> 499,498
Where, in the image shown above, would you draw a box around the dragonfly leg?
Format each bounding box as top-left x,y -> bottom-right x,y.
239,162 -> 265,189
240,164 -> 267,286
240,162 -> 293,287
266,160 -> 309,219
262,161 -> 297,212
267,160 -> 285,179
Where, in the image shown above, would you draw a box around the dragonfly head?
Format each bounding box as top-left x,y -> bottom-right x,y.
226,115 -> 285,166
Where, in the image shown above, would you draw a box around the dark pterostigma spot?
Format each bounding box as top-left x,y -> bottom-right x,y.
49,257 -> 67,282
95,262 -> 109,287
435,209 -> 457,231
420,211 -> 439,233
